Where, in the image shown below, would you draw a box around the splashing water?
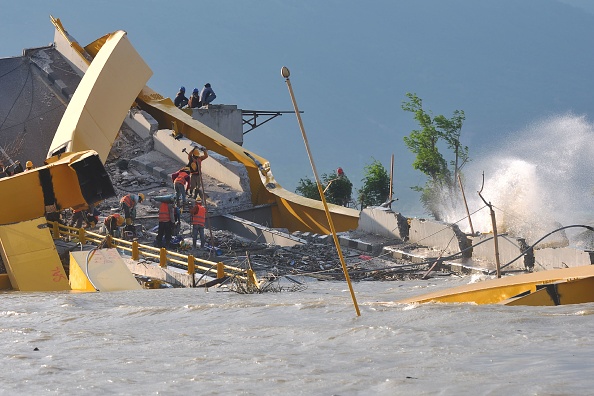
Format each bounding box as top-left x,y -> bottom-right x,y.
439,114 -> 594,245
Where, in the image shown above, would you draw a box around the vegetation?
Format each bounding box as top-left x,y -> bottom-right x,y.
325,170 -> 353,206
358,159 -> 390,208
295,170 -> 353,207
402,93 -> 469,218
295,176 -> 319,200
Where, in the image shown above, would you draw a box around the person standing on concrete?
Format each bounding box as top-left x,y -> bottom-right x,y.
104,213 -> 124,237
171,168 -> 190,209
187,146 -> 209,200
174,86 -> 188,108
199,83 -> 216,107
120,193 -> 145,229
155,197 -> 175,248
188,88 -> 202,108
189,198 -> 207,249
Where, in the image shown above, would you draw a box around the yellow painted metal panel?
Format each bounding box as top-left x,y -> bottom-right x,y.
503,287 -> 556,306
397,265 -> 594,305
0,171 -> 46,224
504,277 -> 594,306
48,30 -> 152,163
69,254 -> 97,292
554,277 -> 594,305
0,217 -> 69,291
0,150 -> 105,225
70,249 -> 142,291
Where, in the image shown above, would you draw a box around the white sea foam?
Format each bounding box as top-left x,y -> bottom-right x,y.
438,113 -> 594,245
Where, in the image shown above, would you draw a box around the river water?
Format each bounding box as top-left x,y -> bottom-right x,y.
2,276 -> 593,395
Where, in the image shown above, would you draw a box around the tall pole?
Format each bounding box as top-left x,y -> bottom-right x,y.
457,174 -> 475,236
389,154 -> 394,210
281,66 -> 361,316
478,172 -> 501,278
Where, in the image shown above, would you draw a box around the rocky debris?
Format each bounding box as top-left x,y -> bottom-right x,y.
51,127 -> 436,283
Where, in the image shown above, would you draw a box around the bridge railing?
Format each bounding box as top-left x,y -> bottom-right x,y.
48,221 -> 258,285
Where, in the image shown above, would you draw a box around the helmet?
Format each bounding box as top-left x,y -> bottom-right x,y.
25,161 -> 33,169
196,197 -> 202,203
180,86 -> 186,92
116,215 -> 125,226
205,83 -> 211,88
138,193 -> 145,202
193,88 -> 199,94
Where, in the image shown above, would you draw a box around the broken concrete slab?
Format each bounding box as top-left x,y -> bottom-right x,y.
470,234 -> 529,271
152,129 -> 251,193
533,246 -> 594,270
357,207 -> 409,240
408,218 -> 471,258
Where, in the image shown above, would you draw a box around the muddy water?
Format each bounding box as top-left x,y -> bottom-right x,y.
1,277 -> 593,395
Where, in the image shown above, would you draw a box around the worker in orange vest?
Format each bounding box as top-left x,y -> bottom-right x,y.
155,196 -> 175,248
171,168 -> 190,209
104,213 -> 124,237
119,193 -> 144,226
189,197 -> 207,249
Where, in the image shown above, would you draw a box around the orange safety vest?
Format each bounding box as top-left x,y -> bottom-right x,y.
158,202 -> 172,222
104,213 -> 121,226
191,205 -> 206,226
174,172 -> 189,185
120,194 -> 135,208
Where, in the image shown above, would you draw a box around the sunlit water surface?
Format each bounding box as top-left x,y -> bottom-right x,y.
2,277 -> 594,395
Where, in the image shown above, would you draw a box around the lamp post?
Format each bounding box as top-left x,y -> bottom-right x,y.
281,66 -> 360,316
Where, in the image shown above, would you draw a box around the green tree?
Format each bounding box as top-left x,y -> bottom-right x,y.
295,171 -> 353,207
325,170 -> 352,206
402,93 -> 469,217
358,159 -> 390,208
295,176 -> 319,200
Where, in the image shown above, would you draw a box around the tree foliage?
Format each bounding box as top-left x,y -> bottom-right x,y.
295,171 -> 353,207
402,93 -> 469,217
295,177 -> 319,200
358,159 -> 390,208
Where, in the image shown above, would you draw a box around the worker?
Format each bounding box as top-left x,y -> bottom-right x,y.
186,146 -> 209,200
155,196 -> 175,248
174,86 -> 188,108
199,83 -> 216,107
188,88 -> 202,108
119,193 -> 145,233
69,208 -> 87,229
25,161 -> 34,171
85,205 -> 100,228
104,213 -> 124,237
171,168 -> 190,209
189,197 -> 207,249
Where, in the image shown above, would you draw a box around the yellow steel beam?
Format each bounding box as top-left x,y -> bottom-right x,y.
136,87 -> 359,233
398,265 -> 594,305
50,17 -> 358,234
48,29 -> 152,163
